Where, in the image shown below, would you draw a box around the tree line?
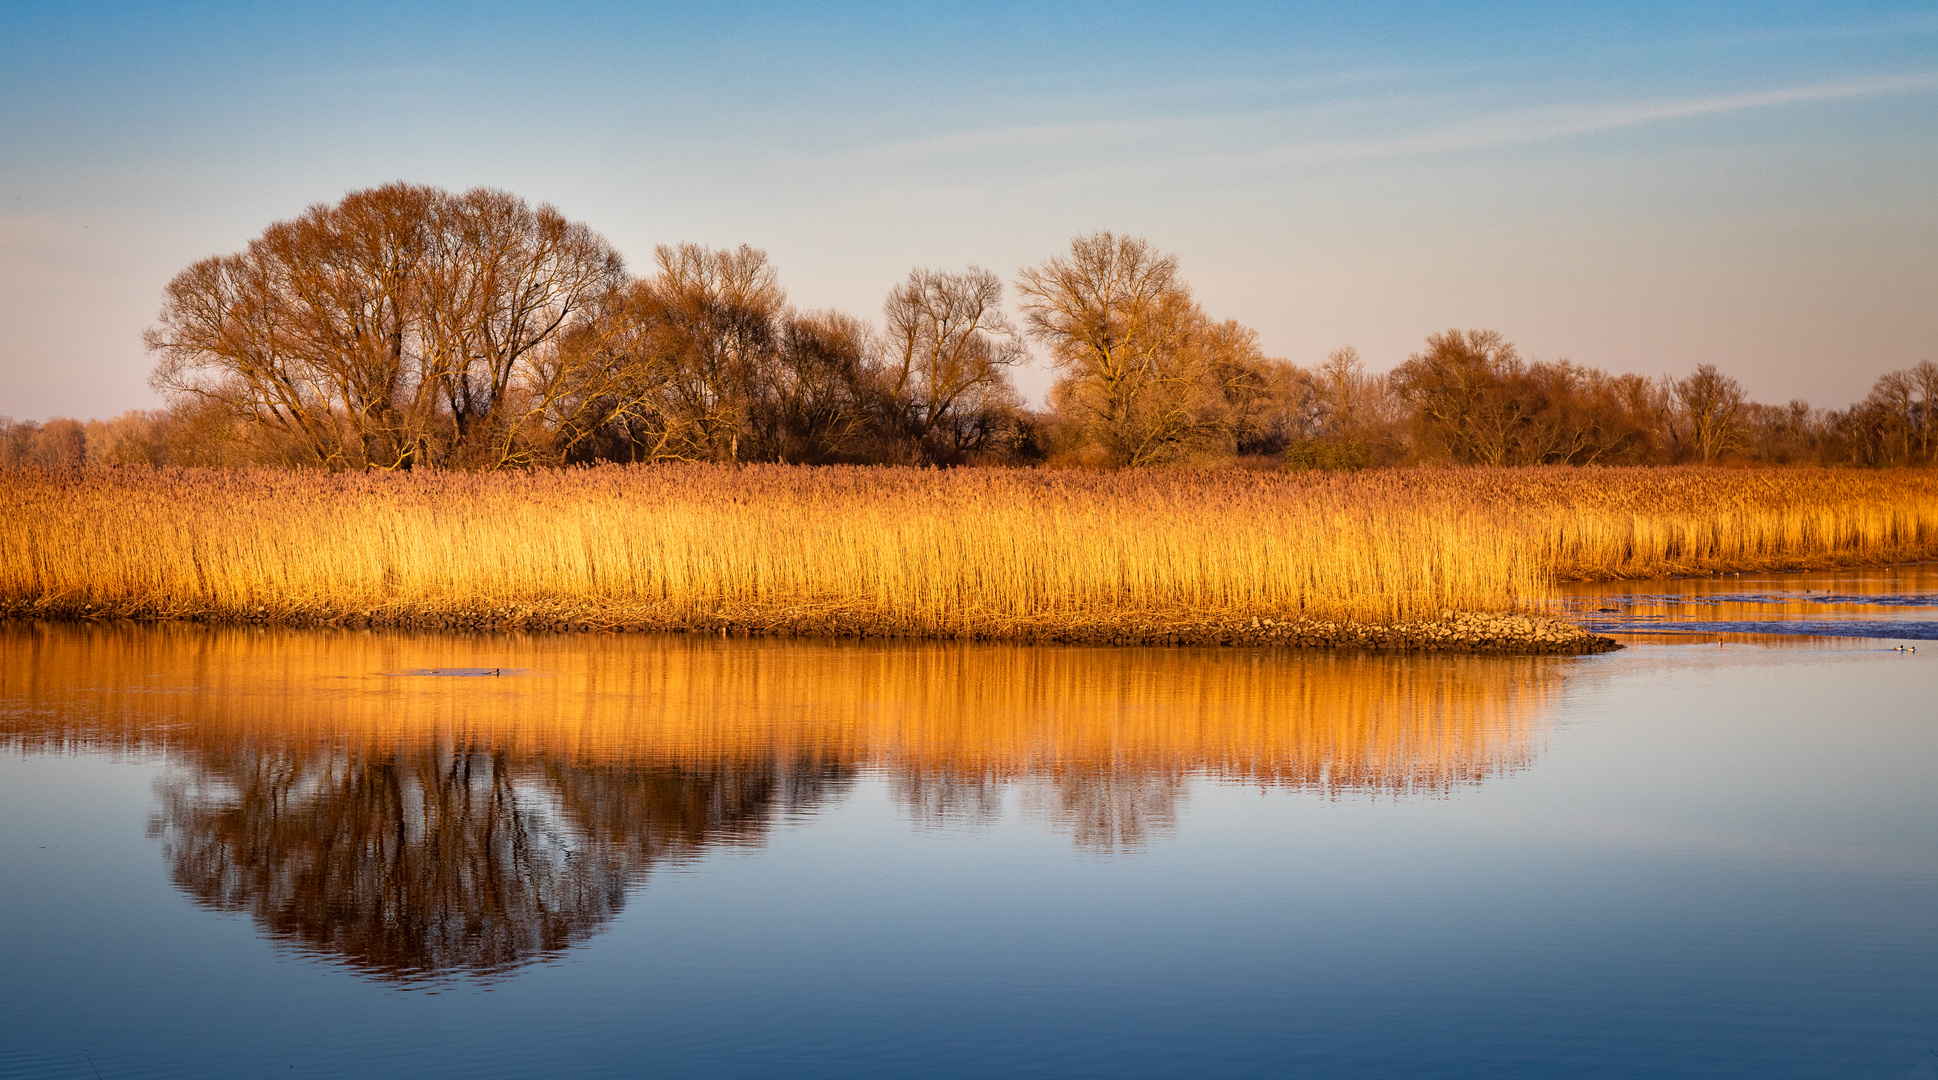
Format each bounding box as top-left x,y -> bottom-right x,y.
5,182 -> 1934,470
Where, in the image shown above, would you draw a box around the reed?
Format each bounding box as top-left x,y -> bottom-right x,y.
2,465 -> 1935,640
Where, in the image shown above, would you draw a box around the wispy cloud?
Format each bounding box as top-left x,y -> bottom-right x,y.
847,71 -> 1938,180
1281,72 -> 1938,164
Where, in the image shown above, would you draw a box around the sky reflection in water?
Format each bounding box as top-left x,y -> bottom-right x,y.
1558,561 -> 1938,640
0,583 -> 1933,1079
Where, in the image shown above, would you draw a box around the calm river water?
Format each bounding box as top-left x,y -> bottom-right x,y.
2,568 -> 1934,1079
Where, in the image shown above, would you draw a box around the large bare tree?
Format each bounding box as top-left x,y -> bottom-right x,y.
635,243 -> 786,462
1392,330 -> 1664,466
1389,329 -> 1534,466
145,183 -> 624,470
882,267 -> 1025,462
1672,363 -> 1747,464
1908,361 -> 1938,463
418,188 -> 627,467
554,244 -> 795,464
1017,232 -> 1238,465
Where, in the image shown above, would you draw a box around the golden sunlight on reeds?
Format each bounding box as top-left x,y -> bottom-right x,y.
2,465 -> 1935,645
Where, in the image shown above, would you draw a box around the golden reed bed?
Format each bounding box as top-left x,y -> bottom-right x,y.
2,464 -> 1935,647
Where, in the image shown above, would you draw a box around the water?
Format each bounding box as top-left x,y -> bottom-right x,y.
1,571 -> 1933,1079
1558,562 -> 1938,641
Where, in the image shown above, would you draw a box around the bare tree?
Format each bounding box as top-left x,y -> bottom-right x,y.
1391,329 -> 1534,465
1390,331 -> 1667,466
1276,346 -> 1391,468
1867,369 -> 1917,464
1672,363 -> 1747,463
1196,317 -> 1275,454
1818,362 -> 1938,466
84,411 -> 171,466
882,267 -> 1025,462
1742,399 -> 1823,464
417,188 -> 627,467
552,283 -> 699,463
765,309 -> 882,464
0,417 -> 87,466
1913,360 -> 1938,462
149,184 -> 439,469
1314,347 -> 1372,436
634,243 -> 787,463
1017,232 -> 1233,465
145,183 -> 623,470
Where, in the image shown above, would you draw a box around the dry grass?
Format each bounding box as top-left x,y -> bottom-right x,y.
2,464 -> 1935,638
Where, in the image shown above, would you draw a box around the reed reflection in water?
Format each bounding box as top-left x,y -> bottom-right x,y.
1,622 -> 1566,983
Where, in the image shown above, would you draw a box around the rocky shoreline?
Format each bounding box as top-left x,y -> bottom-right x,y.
1071,611 -> 1621,653
954,610 -> 1619,653
0,600 -> 1619,654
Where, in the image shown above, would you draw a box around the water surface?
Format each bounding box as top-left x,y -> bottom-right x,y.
2,573 -> 1933,1078
1558,562 -> 1938,641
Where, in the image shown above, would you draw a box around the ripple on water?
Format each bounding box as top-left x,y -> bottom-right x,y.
1555,564 -> 1938,641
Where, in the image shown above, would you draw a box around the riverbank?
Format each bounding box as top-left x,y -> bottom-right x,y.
0,604 -> 1618,653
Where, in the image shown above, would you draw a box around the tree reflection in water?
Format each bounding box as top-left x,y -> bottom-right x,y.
149,742 -> 851,982
1020,769 -> 1185,854
2,622 -> 1567,981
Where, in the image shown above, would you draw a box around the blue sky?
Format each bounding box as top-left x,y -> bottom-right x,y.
3,1 -> 1934,418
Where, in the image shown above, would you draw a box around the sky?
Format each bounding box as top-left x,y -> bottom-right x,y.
2,0 -> 1934,420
